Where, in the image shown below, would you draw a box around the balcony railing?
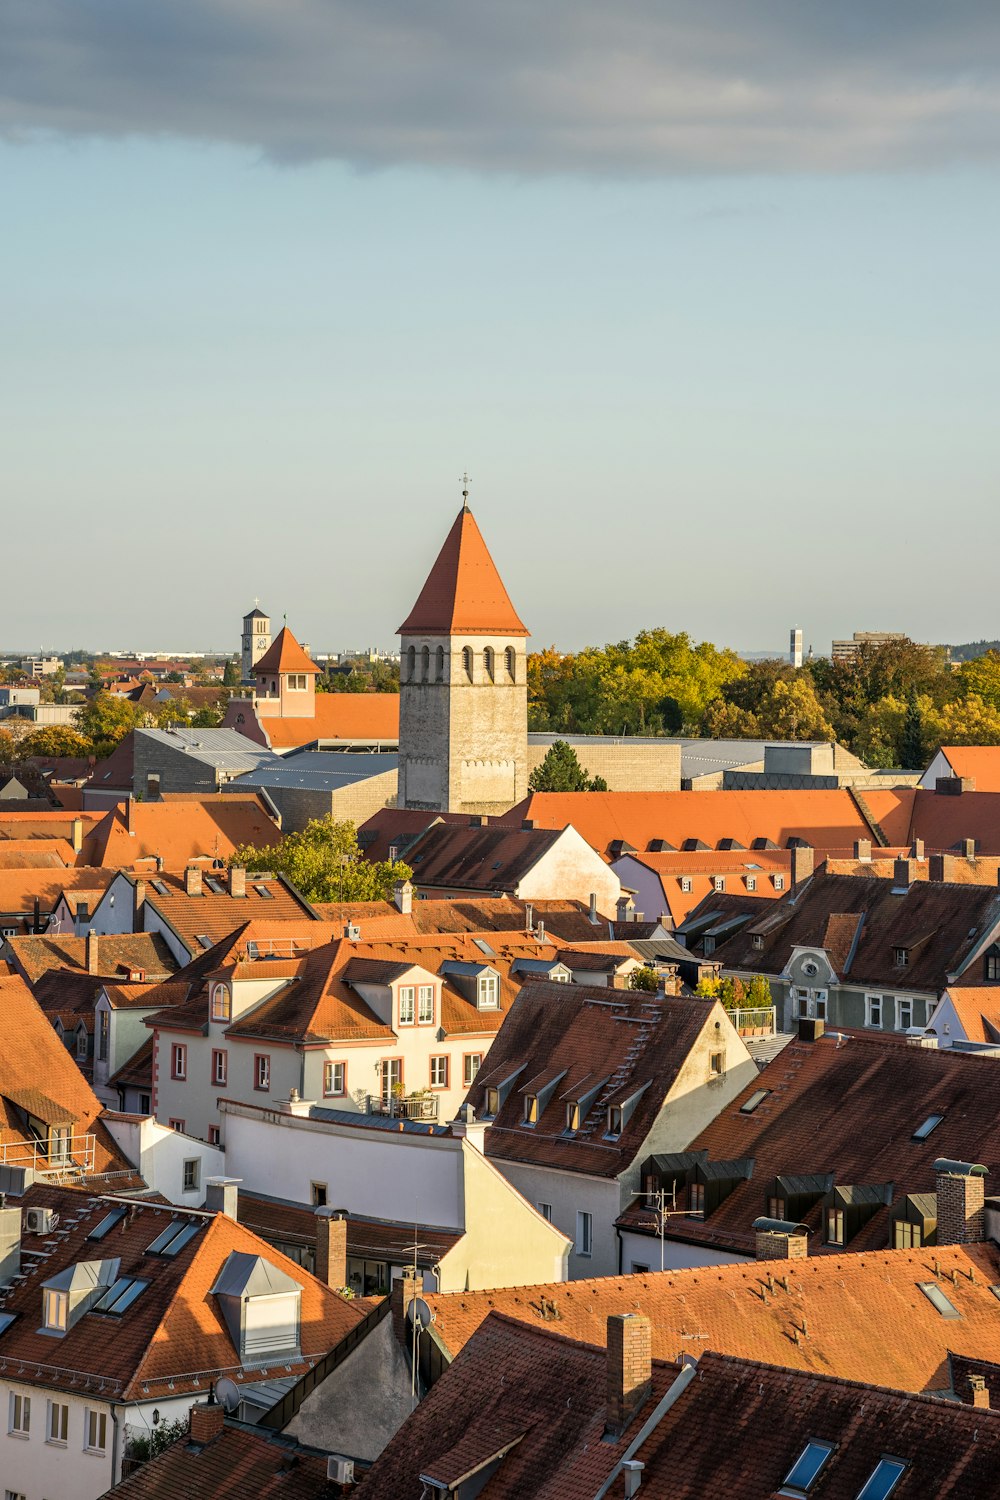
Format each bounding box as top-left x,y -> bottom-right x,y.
366,1094 -> 440,1122
730,1006 -> 777,1037
0,1134 -> 96,1175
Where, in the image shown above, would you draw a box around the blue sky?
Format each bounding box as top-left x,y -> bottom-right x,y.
3,3 -> 1000,657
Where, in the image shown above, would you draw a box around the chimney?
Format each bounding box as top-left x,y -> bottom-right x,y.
935,1159 -> 988,1244
589,892 -> 599,925
71,817 -> 83,854
753,1217 -> 809,1261
32,896 -> 41,934
185,865 -> 203,897
790,846 -> 815,887
970,1375 -> 991,1410
936,776 -> 976,796
536,919 -> 545,943
623,1461 -> 645,1498
133,879 -> 146,925
343,921 -> 360,942
524,902 -> 534,933
522,819 -> 537,831
616,895 -> 634,923
606,1313 -> 652,1436
315,1207 -> 348,1290
893,858 -> 915,889
853,838 -> 872,863
911,838 -> 925,860
229,866 -> 246,899
189,1396 -> 225,1446
929,853 -> 957,883
125,797 -> 135,833
205,1177 -> 240,1218
797,1016 -> 825,1043
963,838 -> 976,862
393,880 -> 413,915
86,929 -> 100,975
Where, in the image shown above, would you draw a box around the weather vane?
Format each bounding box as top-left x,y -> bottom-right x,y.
460,471 -> 470,508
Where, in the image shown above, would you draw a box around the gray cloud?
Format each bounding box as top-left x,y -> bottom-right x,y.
3,1 -> 1000,173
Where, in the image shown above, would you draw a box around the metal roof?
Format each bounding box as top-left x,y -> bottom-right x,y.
230,751 -> 398,793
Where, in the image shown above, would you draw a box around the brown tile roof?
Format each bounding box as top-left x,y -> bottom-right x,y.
107,1035 -> 154,1090
704,871 -> 1000,993
401,823 -> 563,893
100,1422 -> 335,1500
624,1030 -> 1000,1257
906,788 -> 1000,855
419,1241 -> 1000,1393
357,808 -> 475,862
7,932 -> 175,987
313,895 -> 608,942
237,1190 -> 462,1267
0,1185 -> 365,1399
465,984 -> 717,1178
826,851 -> 1000,884
127,869 -> 317,954
251,626 -> 320,678
398,504 -> 528,637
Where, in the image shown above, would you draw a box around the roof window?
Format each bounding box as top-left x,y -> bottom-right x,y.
856,1459 -> 907,1500
740,1089 -> 769,1115
254,884 -> 274,899
917,1280 -> 960,1318
196,934 -> 213,951
151,880 -> 170,896
894,947 -> 909,968
91,1276 -> 148,1316
606,1105 -> 623,1139
523,1095 -> 538,1127
778,1439 -> 835,1496
146,1220 -> 201,1258
87,1206 -> 127,1241
911,1113 -> 944,1142
0,1312 -> 16,1336
205,877 -> 225,895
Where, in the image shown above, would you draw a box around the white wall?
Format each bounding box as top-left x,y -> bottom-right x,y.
919,749 -> 954,789
103,1115 -> 225,1207
618,1228 -> 751,1274
517,825 -> 621,911
485,1159 -> 623,1279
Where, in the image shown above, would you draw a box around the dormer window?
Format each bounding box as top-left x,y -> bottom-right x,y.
210,984 -> 231,1023
894,947 -> 909,968
477,975 -> 500,1009
680,877 -> 692,893
747,877 -> 756,892
752,934 -> 764,950
703,936 -> 716,955
774,875 -> 785,891
75,1029 -> 88,1061
985,950 -> 1000,981
484,1087 -> 500,1117
714,877 -> 726,893
43,1289 -> 68,1333
565,1102 -> 581,1132
606,1105 -> 623,1139
398,986 -> 416,1025
418,985 -> 435,1024
523,1095 -> 538,1126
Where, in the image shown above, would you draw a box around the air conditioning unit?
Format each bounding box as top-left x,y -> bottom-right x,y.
25,1208 -> 56,1235
327,1456 -> 355,1484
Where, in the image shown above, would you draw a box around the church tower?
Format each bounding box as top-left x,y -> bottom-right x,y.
398,498 -> 528,814
241,605 -> 271,685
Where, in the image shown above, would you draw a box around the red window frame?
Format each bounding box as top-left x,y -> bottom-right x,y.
254,1053 -> 271,1091
463,1053 -> 483,1087
168,1118 -> 185,1133
323,1060 -> 347,1097
208,1125 -> 221,1146
211,1048 -> 228,1087
170,1043 -> 187,1081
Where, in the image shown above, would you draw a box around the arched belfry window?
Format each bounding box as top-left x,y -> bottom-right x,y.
436,646 -> 445,682
483,647 -> 495,682
504,646 -> 516,680
462,647 -> 474,681
421,645 -> 430,680
406,645 -> 416,682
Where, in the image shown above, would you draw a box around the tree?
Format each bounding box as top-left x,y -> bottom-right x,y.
0,729 -> 17,763
230,817 -> 413,903
75,692 -> 144,755
628,965 -> 659,992
17,727 -> 93,758
900,689 -> 926,768
529,740 -> 608,792
745,975 -> 774,1010
926,695 -> 1000,748
957,651 -> 1000,712
190,705 -> 224,728
222,657 -> 241,689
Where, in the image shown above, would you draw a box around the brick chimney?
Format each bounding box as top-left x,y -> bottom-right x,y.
606,1314 -> 652,1436
393,880 -> 413,915
970,1375 -> 991,1410
133,879 -> 146,924
315,1208 -> 348,1290
189,1397 -> 225,1446
229,866 -> 246,899
790,846 -> 815,887
893,858 -> 915,889
853,839 -> 872,863
935,1159 -> 988,1244
185,865 -> 203,897
86,929 -> 100,975
754,1217 -> 809,1261
911,838 -> 925,860
929,853 -> 957,883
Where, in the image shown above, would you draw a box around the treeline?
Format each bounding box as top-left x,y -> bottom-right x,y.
528,631 -> 1000,767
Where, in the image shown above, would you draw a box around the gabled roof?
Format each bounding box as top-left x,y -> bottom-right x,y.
100,1421 -> 335,1500
939,985 -> 1000,1044
938,746 -> 1000,792
398,505 -> 528,637
400,823 -> 564,892
84,796 -> 280,869
6,932 -> 175,988
251,627 -> 319,678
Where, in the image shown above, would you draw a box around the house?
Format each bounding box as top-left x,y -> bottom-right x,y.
316,892 -> 620,943
460,982 -> 759,1277
79,794 -> 281,869
0,866 -> 113,940
686,867 -> 1000,1035
352,1310 -> 1000,1500
0,1179 -> 365,1500
611,847 -> 798,926
618,1023 -> 1000,1266
131,727 -> 273,798
921,745 -> 1000,793
930,986 -> 1000,1047
225,746 -> 399,832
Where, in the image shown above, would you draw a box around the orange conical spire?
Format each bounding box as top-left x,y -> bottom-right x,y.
399,506 -> 529,637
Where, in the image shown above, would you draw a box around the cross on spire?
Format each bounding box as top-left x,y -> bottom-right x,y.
460,471 -> 471,510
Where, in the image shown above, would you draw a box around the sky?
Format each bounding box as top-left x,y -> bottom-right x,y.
3,2 -> 1000,658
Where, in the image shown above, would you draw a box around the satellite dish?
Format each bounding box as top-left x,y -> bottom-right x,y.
411,1297 -> 436,1330
216,1378 -> 241,1413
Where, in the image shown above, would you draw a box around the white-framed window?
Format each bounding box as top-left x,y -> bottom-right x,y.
171,1043 -> 187,1081
606,1105 -> 623,1138
84,1407 -> 107,1453
430,1056 -> 449,1088
477,975 -> 500,1009
538,1202 -> 553,1222
208,1124 -> 221,1146
897,997 -> 914,1030
46,1400 -> 69,1444
168,1118 -> 185,1133
523,1094 -> 538,1126
680,877 -> 692,893
254,1054 -> 271,1091
576,1211 -> 593,1256
814,990 -> 828,1020
183,1158 -> 200,1193
8,1392 -> 30,1436
398,986 -> 416,1025
6,1490 -> 26,1500
287,673 -> 308,691
826,1207 -> 845,1245
324,1061 -> 346,1096
895,1220 -> 922,1249
484,1086 -> 499,1117
866,994 -> 883,1028
418,985 -> 435,1023
774,875 -> 785,891
714,876 -> 726,892
211,1048 -> 227,1086
76,1027 -> 88,1060
894,947 -> 909,968
43,1289 -> 68,1333
463,1053 -> 482,1087
747,876 -> 756,892
210,984 -> 231,1022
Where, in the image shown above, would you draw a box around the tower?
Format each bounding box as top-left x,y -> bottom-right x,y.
398,496 -> 528,814
790,626 -> 803,670
241,605 -> 271,684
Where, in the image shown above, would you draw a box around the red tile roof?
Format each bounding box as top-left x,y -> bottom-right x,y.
251,626 -> 320,678
84,796 -> 280,869
254,693 -> 399,751
937,985 -> 1000,1044
398,505 -> 528,637
938,746 -> 1000,792
101,1422 -> 335,1500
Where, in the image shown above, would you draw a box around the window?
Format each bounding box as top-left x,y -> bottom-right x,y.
210,984 -> 231,1022
632,1262 -> 651,1274
211,1049 -> 228,1087
523,1094 -> 538,1126
88,1206 -> 127,1241
418,985 -> 434,1023
606,1105 -> 623,1138
778,1439 -> 835,1496
709,1051 -> 724,1075
146,1220 -> 200,1257
896,998 -> 913,1030
208,1125 -> 221,1147
324,1061 -> 346,1097
311,1182 -> 328,1207
866,994 -> 883,1028
5,1489 -> 25,1500
703,936 -> 716,956
894,947 -> 909,968
76,1028 -> 88,1060
483,646 -> 495,681
504,646 -> 516,679
565,1101 -> 581,1132
774,875 -> 785,891
462,646 -> 474,680
680,877 -> 692,894
168,1118 -> 185,1133
139,1093 -> 151,1114
768,1196 -> 786,1220
714,876 -> 726,892
287,673 -> 308,691
814,992 -> 828,1021
183,1158 -> 200,1193
84,1408 -> 108,1453
894,1220 -> 922,1249
43,1289 -> 68,1332
747,876 -> 756,891
463,1054 -> 482,1087
856,1459 -> 908,1500
484,1086 -> 500,1117
826,1207 -> 844,1245
689,1182 -> 705,1216
9,1392 -> 30,1435
797,992 -> 810,1019
741,1089 -> 770,1115
47,1400 -> 69,1444
912,1113 -> 944,1142
98,1009 -> 109,1062
254,1054 -> 270,1091
171,1043 -> 187,1081
420,646 -> 430,680
576,1211 -> 593,1256
406,645 -> 416,680
917,1281 -> 960,1318
477,975 -> 500,1009
752,933 -> 764,950
430,1056 -> 449,1089
538,1202 -> 553,1221
435,645 -> 445,681
986,953 -> 1000,981
398,986 -> 416,1025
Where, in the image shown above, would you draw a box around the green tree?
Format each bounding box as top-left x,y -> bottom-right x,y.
0,728 -> 17,763
694,976 -> 721,999
222,657 -> 241,689
230,817 -> 413,903
74,692 -> 145,756
528,740 -> 609,792
957,650 -> 1000,712
628,965 -> 660,992
18,727 -> 93,758
190,705 -> 224,728
745,975 -> 774,1010
900,689 -> 926,768
926,695 -> 1000,749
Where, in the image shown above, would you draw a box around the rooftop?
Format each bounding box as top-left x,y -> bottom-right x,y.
398,505 -> 529,638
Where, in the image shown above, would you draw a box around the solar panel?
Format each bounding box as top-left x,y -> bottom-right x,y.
146,1220 -> 201,1257
87,1206 -> 127,1241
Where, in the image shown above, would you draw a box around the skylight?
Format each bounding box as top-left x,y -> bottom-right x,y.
196,934 -> 213,951
912,1114 -> 944,1142
779,1439 -> 835,1496
87,1206 -> 127,1242
740,1089 -> 770,1115
0,1312 -> 16,1336
146,1221 -> 201,1258
473,938 -> 496,958
151,880 -> 170,896
254,884 -> 274,899
856,1459 -> 907,1500
917,1281 -> 960,1318
205,877 -> 225,895
92,1276 -> 148,1316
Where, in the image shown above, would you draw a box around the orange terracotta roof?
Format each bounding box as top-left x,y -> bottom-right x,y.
0,866 -> 113,917
939,746 -> 1000,792
252,626 -> 320,678
0,838 -> 76,868
399,505 -> 528,637
259,693 -> 399,750
939,986 -> 1000,1044
85,796 -> 280,869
